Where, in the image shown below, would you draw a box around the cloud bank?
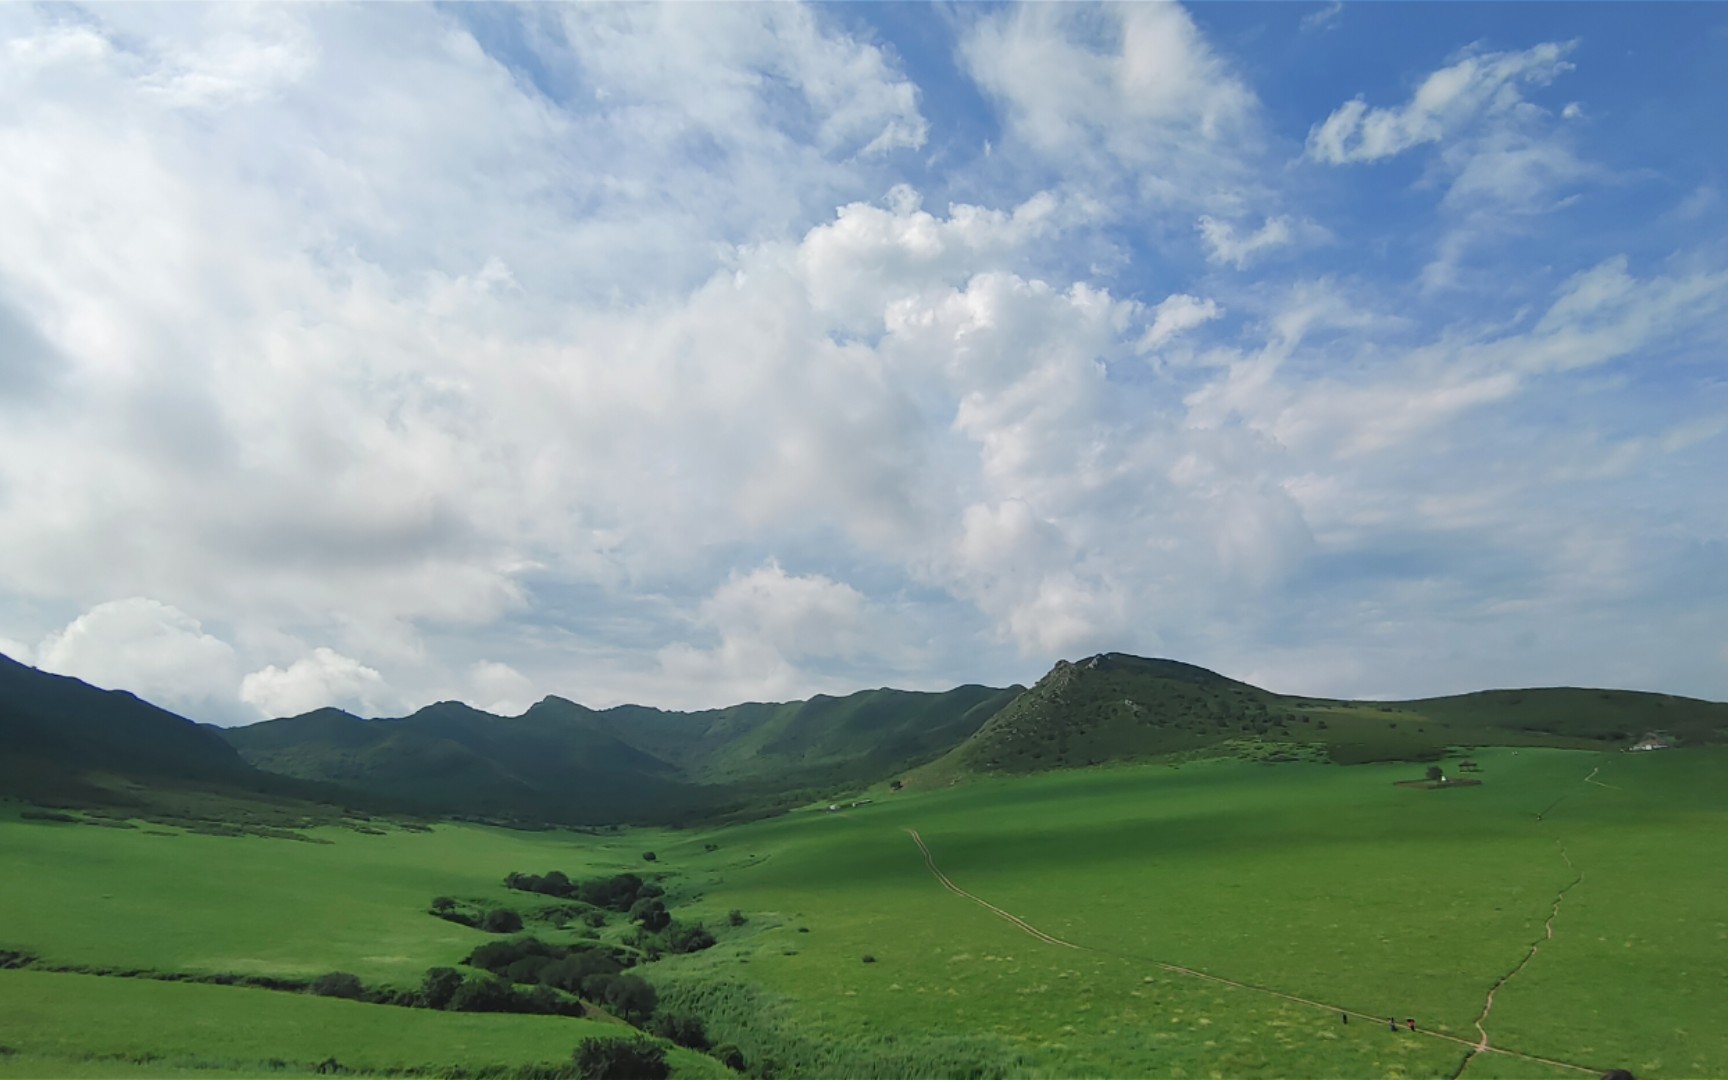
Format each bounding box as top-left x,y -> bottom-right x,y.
0,4 -> 1723,721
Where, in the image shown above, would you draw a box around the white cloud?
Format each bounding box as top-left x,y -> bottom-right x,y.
960,3 -> 1260,209
0,3 -> 1723,718
467,660 -> 535,717
1306,42 -> 1575,165
36,599 -> 242,722
240,647 -> 394,719
1139,293 -> 1223,352
1301,3 -> 1345,34
1197,215 -> 1327,269
653,562 -> 890,705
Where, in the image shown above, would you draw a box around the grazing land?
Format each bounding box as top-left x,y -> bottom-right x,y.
6,745 -> 1724,1077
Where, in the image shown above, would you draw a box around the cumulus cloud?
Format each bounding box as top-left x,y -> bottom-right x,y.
240,648 -> 395,719
466,660 -> 535,717
35,599 -> 242,722
653,562 -> 893,705
0,3 -> 1723,717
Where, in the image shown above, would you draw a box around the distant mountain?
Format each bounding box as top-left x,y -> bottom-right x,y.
12,643 -> 1724,827
0,652 -> 249,786
223,699 -> 698,825
918,652 -> 1728,782
0,651 -> 344,810
220,683 -> 1023,825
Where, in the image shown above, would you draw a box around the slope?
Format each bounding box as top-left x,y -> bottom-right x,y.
0,651 -> 369,820
223,684 -> 1022,825
921,651 -> 1728,781
224,699 -> 697,825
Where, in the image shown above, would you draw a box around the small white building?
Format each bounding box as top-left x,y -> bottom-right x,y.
1628,733 -> 1673,752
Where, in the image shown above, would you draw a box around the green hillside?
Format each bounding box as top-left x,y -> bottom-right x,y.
589,684 -> 1023,785
920,651 -> 1728,782
224,701 -> 700,826
222,684 -> 1022,826
0,652 -> 250,790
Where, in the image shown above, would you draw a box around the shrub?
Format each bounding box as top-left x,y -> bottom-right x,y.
422,967 -> 464,1010
572,1036 -> 668,1080
583,910 -> 607,928
507,955 -> 554,985
630,897 -> 670,933
430,896 -> 456,913
649,1012 -> 709,1050
310,972 -> 364,999
468,937 -> 558,973
641,851 -> 657,862
449,974 -> 520,1013
665,923 -> 716,954
482,908 -> 524,934
861,955 -> 876,964
712,1044 -> 747,1072
727,909 -> 746,927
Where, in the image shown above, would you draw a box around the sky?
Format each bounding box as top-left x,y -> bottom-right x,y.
1,2 -> 1724,725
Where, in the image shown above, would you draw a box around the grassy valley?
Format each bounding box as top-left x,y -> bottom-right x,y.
4,649 -> 1727,1078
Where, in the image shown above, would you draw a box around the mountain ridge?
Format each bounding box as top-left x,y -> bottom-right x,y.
8,648 -> 1726,827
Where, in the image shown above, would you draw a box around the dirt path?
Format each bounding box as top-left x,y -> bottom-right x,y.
903,827 -> 1600,1077
1583,765 -> 1618,790
1453,840 -> 1584,1078
905,828 -> 1078,949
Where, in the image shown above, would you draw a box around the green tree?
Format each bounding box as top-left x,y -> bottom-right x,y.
600,973 -> 657,1024
1425,765 -> 1445,782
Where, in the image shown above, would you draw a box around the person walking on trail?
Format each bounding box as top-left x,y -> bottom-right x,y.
1340,1012 -> 1348,1024
1407,1018 -> 1416,1032
1388,1017 -> 1397,1032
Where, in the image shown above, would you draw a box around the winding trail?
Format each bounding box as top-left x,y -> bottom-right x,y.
902,769 -> 1609,1080
1452,840 -> 1585,1078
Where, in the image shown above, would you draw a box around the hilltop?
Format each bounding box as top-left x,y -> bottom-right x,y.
917,652 -> 1728,783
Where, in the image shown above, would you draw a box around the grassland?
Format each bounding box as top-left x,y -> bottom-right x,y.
646,747 -> 1727,1078
0,969 -> 723,1079
4,745 -> 1725,1078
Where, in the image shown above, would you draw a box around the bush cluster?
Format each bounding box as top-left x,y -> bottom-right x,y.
427,897 -> 523,935
503,871 -> 663,913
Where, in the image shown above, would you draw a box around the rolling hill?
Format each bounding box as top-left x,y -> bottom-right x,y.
917,651 -> 1728,782
9,643 -> 1725,827
220,683 -> 1023,825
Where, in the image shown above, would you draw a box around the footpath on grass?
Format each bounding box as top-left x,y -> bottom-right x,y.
902,761 -> 1615,1080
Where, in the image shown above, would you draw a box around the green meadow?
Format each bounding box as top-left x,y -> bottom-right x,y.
3,746 -> 1724,1078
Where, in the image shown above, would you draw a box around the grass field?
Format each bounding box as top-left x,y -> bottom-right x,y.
0,969 -> 724,1078
645,747 -> 1727,1078
4,746 -> 1724,1078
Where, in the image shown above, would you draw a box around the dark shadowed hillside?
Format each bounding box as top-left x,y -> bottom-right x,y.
221,683 -> 1023,825
0,652 -> 361,815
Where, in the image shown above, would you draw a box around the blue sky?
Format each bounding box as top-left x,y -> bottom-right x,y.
0,2 -> 1723,723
